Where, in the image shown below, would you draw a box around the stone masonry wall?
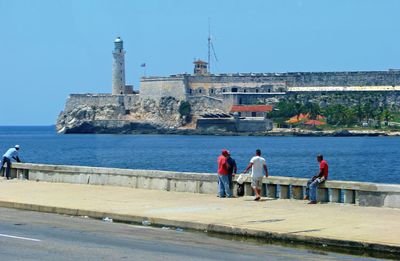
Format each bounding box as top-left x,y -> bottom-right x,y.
65,94 -> 120,111
140,76 -> 187,102
189,71 -> 400,87
64,94 -> 139,111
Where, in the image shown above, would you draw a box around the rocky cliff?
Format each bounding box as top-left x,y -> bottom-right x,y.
56,95 -> 225,134
57,91 -> 400,134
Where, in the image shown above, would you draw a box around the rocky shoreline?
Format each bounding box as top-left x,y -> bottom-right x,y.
59,121 -> 399,137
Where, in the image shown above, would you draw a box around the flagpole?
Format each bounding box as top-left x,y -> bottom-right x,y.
141,63 -> 147,77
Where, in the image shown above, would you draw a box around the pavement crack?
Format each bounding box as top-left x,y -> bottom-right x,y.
288,229 -> 323,234
247,219 -> 285,223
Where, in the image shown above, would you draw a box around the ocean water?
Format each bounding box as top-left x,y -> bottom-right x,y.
0,126 -> 399,184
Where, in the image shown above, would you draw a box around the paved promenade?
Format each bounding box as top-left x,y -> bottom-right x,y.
0,179 -> 399,255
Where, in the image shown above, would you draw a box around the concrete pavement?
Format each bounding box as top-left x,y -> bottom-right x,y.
0,179 -> 399,256
1,208 -> 379,261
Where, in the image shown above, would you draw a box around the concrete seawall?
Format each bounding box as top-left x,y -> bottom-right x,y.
10,163 -> 400,208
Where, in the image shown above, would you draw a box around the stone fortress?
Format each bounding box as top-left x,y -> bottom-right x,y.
56,37 -> 400,134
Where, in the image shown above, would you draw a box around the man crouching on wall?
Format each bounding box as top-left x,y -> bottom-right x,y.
305,154 -> 329,204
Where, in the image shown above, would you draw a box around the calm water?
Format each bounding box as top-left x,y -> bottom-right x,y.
0,126 -> 399,184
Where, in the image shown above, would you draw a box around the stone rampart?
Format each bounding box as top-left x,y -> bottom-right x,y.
11,163 -> 400,208
236,118 -> 273,132
140,76 -> 187,102
188,95 -> 225,114
189,79 -> 286,95
65,94 -> 139,111
288,86 -> 400,92
189,70 -> 400,87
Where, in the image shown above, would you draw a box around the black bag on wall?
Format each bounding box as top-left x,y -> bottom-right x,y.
237,184 -> 244,197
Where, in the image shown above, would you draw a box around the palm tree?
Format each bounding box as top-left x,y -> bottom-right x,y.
304,102 -> 321,120
293,103 -> 304,120
381,109 -> 393,126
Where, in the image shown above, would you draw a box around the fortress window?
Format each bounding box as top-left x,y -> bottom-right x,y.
255,89 -> 259,93
268,89 -> 271,93
231,88 -> 238,92
198,89 -> 202,93
244,89 -> 247,93
210,89 -> 214,94
223,89 -> 226,92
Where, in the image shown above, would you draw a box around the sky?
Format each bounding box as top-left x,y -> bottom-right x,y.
0,0 -> 399,125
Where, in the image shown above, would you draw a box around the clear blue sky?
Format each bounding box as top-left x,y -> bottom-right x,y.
1,0 -> 399,125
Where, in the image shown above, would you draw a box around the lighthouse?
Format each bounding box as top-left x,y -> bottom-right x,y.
112,37 -> 126,95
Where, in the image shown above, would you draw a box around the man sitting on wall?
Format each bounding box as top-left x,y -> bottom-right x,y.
305,154 -> 329,204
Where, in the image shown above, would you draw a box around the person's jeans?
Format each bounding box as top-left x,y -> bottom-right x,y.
0,157 -> 11,179
218,174 -> 232,197
228,173 -> 233,190
306,177 -> 325,201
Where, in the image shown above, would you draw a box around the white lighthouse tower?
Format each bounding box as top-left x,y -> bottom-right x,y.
112,37 -> 126,95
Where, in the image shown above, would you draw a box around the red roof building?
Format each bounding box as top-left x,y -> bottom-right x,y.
230,105 -> 273,118
230,105 -> 273,112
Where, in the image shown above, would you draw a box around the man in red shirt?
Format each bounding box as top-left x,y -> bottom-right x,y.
305,154 -> 329,204
217,149 -> 232,198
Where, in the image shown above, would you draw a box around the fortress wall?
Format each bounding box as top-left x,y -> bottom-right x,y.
65,94 -> 119,111
64,94 -> 139,112
136,71 -> 400,105
188,96 -> 225,113
288,86 -> 400,92
123,95 -> 140,109
188,71 -> 400,87
284,71 -> 400,86
189,81 -> 286,95
140,77 -> 187,102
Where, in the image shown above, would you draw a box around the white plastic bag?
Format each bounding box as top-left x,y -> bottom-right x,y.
236,173 -> 249,185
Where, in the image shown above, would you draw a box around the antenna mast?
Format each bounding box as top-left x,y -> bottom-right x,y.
208,18 -> 211,73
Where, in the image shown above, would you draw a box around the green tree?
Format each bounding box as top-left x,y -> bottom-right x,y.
303,102 -> 321,119
323,104 -> 356,127
343,107 -> 357,127
324,105 -> 342,125
381,109 -> 393,126
293,103 -> 304,120
179,101 -> 191,117
362,101 -> 374,120
354,103 -> 364,123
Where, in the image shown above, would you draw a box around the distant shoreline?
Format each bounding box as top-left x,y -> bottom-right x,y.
63,127 -> 399,137
1,125 -> 398,136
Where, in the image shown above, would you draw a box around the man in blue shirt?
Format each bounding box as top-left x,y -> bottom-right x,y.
1,145 -> 21,179
226,151 -> 237,190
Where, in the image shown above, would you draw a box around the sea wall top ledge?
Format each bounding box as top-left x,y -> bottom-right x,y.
11,163 -> 400,193
12,163 -> 216,182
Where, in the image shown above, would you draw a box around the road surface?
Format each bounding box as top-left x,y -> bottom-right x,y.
0,208 -> 381,261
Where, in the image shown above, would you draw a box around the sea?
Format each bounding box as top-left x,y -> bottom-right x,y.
0,126 -> 399,184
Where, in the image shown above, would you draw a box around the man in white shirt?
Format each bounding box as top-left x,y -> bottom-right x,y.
1,145 -> 21,179
243,149 -> 269,201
